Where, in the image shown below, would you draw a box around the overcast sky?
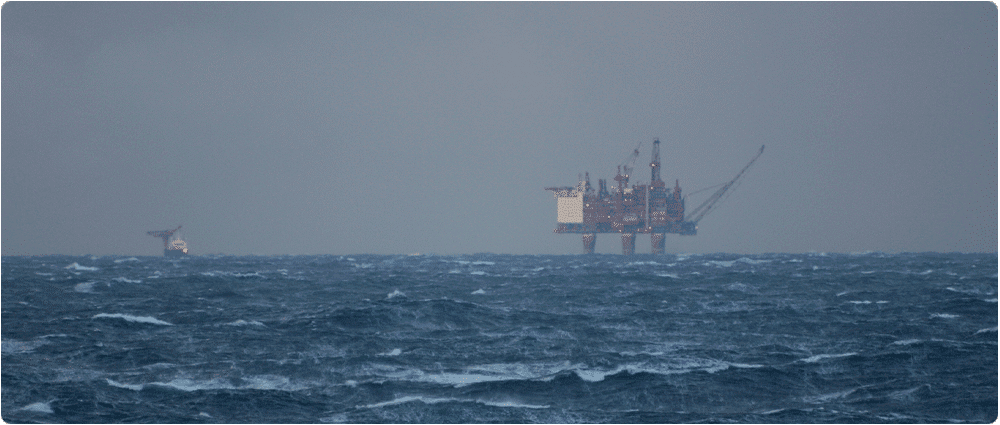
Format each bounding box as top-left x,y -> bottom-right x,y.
3,2 -> 996,256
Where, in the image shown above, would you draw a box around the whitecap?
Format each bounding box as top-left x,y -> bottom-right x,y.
892,339 -> 921,345
65,262 -> 98,271
848,300 -> 872,304
479,400 -> 550,409
74,281 -> 97,293
109,375 -> 306,392
152,378 -> 236,392
736,257 -> 770,265
471,289 -> 486,295
470,271 -> 487,276
357,395 -> 548,410
319,413 -> 349,423
379,348 -> 402,356
93,313 -> 173,326
974,327 -> 997,335
448,269 -> 462,274
19,401 -> 54,414
930,313 -> 958,319
226,319 -> 265,327
704,260 -> 735,267
800,352 -> 857,363
571,359 -> 762,382
113,257 -> 140,263
804,388 -> 855,403
359,395 -> 451,409
242,374 -> 309,391
471,261 -> 495,265
112,277 -> 142,284
2,339 -> 48,354
656,273 -> 679,279
387,290 -> 405,299
106,379 -> 144,391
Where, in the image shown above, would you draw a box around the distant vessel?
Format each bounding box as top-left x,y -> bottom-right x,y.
147,226 -> 189,257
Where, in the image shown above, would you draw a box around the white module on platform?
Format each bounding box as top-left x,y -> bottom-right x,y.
556,193 -> 584,223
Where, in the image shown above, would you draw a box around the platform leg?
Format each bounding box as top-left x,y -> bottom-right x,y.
582,233 -> 596,254
621,233 -> 635,255
651,233 -> 665,254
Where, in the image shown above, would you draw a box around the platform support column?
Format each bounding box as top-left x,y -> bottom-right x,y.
651,233 -> 665,254
621,233 -> 635,255
582,233 -> 596,254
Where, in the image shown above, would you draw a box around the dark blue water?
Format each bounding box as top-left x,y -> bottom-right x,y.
2,253 -> 996,423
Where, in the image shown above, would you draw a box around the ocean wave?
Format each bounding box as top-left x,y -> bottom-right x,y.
112,277 -> 142,284
113,257 -> 141,263
65,262 -> 98,271
106,374 -> 308,392
92,313 -> 173,326
18,401 -> 54,414
357,395 -> 548,410
226,319 -> 265,327
74,281 -> 98,293
201,271 -> 265,279
930,313 -> 959,319
571,360 -> 763,382
387,289 -> 405,299
378,348 -> 402,356
371,359 -> 764,388
626,261 -> 660,266
2,338 -> 49,354
800,352 -> 857,363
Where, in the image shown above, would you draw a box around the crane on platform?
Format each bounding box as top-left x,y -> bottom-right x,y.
682,145 -> 765,227
615,142 -> 642,190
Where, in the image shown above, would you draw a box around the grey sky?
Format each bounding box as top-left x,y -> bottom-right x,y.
3,2 -> 996,256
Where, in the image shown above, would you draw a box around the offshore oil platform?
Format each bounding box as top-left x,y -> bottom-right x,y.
545,139 -> 763,254
147,225 -> 188,257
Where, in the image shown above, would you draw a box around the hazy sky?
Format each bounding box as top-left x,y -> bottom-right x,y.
3,2 -> 996,256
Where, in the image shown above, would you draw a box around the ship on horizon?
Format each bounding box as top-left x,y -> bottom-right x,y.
147,225 -> 188,257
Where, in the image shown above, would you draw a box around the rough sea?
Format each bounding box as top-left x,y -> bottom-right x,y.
2,252 -> 996,423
